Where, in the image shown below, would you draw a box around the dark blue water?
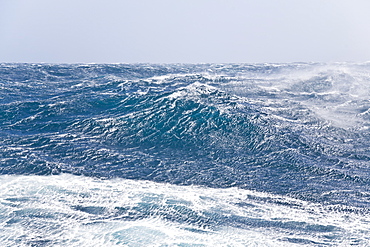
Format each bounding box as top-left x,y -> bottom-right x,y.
1,63 -> 370,246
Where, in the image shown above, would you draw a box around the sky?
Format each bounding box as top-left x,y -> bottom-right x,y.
1,0 -> 370,63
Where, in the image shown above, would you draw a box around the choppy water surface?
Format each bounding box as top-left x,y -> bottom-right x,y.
1,63 -> 370,246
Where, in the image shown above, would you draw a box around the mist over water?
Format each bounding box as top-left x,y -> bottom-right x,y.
1,63 -> 370,246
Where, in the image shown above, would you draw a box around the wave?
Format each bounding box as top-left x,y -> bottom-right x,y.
1,64 -> 370,201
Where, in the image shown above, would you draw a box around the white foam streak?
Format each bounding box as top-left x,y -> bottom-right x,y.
1,174 -> 369,246
167,81 -> 219,100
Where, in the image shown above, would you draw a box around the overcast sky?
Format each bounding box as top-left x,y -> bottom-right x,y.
1,0 -> 370,63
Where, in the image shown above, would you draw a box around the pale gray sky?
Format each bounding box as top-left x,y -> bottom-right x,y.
1,0 -> 370,63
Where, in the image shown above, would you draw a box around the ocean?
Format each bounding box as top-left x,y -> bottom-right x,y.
1,63 -> 370,246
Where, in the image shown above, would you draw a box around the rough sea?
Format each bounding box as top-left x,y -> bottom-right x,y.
1,63 -> 370,246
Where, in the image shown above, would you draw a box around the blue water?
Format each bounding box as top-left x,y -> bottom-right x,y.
1,63 -> 370,246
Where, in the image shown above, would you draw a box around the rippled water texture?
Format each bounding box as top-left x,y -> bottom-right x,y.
1,63 -> 370,246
